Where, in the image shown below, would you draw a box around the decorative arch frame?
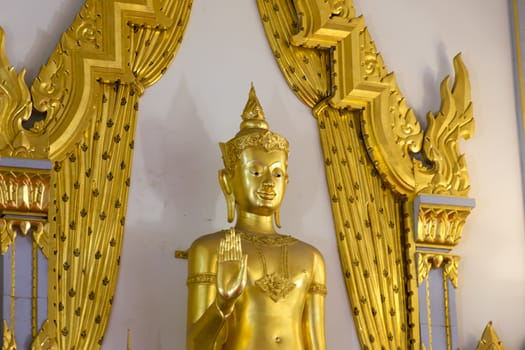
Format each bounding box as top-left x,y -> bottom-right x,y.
0,0 -> 479,349
0,0 -> 192,348
255,0 -> 474,348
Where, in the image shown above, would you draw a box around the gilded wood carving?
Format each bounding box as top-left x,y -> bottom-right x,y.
476,322 -> 505,350
0,0 -> 193,348
256,0 -> 474,348
0,0 -> 481,348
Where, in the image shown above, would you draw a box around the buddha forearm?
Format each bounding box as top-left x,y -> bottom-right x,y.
186,299 -> 229,350
304,294 -> 327,350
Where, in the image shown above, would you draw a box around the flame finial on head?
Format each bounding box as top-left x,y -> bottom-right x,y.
239,83 -> 269,132
220,84 -> 289,174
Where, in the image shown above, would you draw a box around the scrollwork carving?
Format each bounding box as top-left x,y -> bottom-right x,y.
32,222 -> 51,259
0,27 -> 47,159
330,0 -> 354,19
0,219 -> 48,256
0,219 -> 16,256
417,204 -> 472,247
417,253 -> 459,287
0,170 -> 50,213
359,29 -> 386,81
291,0 -> 474,198
30,45 -> 67,125
443,256 -> 459,288
416,55 -> 474,196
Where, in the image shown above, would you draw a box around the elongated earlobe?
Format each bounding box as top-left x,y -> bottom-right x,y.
226,194 -> 235,223
219,169 -> 235,223
274,209 -> 281,228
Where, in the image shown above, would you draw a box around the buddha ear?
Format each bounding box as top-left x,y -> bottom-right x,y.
218,169 -> 235,223
218,169 -> 232,195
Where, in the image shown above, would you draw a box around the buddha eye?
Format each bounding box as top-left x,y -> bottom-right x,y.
273,170 -> 283,178
249,169 -> 261,176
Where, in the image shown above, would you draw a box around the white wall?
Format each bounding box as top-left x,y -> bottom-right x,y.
1,1 -> 524,349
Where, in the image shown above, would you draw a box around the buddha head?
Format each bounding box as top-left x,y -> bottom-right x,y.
219,85 -> 289,227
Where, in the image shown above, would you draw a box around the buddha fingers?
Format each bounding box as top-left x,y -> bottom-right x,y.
219,228 -> 243,262
218,239 -> 226,263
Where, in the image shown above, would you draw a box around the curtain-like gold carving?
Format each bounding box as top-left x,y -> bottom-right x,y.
22,0 -> 194,348
257,0 -> 331,107
256,0 -> 409,347
257,0 -> 474,347
315,104 -> 408,347
49,82 -> 138,348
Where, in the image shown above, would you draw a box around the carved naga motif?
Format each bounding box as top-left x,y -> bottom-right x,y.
0,27 -> 47,159
416,56 -> 474,196
292,0 -> 474,198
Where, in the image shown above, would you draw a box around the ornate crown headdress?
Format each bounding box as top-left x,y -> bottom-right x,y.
220,84 -> 289,174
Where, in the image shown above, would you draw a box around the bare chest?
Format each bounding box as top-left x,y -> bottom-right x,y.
240,239 -> 313,305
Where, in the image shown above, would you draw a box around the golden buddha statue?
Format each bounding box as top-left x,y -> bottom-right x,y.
186,85 -> 327,350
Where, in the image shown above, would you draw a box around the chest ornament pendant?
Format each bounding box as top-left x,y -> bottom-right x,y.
255,272 -> 296,302
239,231 -> 297,302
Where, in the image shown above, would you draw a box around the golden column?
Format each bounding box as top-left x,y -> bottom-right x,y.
410,195 -> 474,349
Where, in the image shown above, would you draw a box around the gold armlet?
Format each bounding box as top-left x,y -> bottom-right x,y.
308,283 -> 327,296
186,273 -> 217,286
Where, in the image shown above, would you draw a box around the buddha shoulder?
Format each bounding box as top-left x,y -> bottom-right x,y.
188,231 -> 324,260
187,231 -> 226,265
190,231 -> 226,247
291,238 -> 326,263
290,239 -> 327,286
275,234 -> 323,254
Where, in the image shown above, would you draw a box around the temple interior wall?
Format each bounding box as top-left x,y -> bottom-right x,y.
1,0 -> 524,348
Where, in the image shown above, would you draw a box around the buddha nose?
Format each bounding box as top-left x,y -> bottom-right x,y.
262,169 -> 274,187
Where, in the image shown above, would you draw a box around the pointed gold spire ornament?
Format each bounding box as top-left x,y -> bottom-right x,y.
476,322 -> 505,350
219,85 -> 289,175
2,320 -> 17,350
240,83 -> 269,129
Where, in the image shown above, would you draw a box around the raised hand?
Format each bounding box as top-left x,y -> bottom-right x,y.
216,228 -> 247,317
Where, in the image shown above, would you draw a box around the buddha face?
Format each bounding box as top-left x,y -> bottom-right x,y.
229,147 -> 288,217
